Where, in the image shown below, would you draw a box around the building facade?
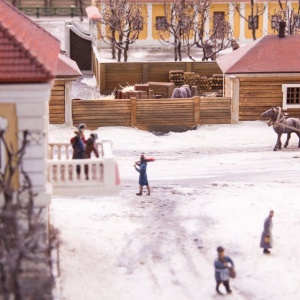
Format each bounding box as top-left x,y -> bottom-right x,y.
92,0 -> 300,46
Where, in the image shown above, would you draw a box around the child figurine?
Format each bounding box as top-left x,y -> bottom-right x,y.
134,153 -> 152,196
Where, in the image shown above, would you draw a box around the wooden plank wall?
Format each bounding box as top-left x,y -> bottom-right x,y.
93,54 -> 223,94
199,97 -> 231,124
72,100 -> 131,129
239,77 -> 300,121
50,80 -> 65,124
72,97 -> 231,131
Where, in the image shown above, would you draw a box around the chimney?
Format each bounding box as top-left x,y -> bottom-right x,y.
278,21 -> 286,38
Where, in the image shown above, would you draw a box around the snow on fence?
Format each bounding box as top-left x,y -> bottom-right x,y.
72,96 -> 232,131
48,141 -> 121,195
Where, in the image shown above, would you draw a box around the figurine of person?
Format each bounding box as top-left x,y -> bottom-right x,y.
134,153 -> 151,196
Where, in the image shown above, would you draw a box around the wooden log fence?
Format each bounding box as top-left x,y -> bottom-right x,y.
72,96 -> 232,131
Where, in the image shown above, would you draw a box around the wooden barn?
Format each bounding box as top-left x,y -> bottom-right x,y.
217,27 -> 300,123
50,53 -> 82,125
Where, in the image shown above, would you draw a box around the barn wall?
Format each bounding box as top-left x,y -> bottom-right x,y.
239,77 -> 300,121
93,52 -> 222,94
50,80 -> 65,124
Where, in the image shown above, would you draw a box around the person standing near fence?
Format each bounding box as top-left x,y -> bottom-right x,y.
70,123 -> 87,179
214,246 -> 235,295
260,210 -> 274,254
84,133 -> 99,180
134,153 -> 151,196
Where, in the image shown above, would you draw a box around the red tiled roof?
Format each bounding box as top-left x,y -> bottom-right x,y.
217,34 -> 300,74
0,0 -> 60,83
56,54 -> 82,78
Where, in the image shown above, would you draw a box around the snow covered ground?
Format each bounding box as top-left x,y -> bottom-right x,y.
50,121 -> 300,300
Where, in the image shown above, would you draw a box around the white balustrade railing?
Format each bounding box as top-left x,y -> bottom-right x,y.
48,141 -> 120,195
48,142 -> 104,160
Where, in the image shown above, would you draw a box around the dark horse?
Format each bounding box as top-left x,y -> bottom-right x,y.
261,107 -> 300,151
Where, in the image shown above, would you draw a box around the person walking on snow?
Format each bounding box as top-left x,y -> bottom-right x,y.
260,210 -> 274,254
134,153 -> 151,196
214,246 -> 234,295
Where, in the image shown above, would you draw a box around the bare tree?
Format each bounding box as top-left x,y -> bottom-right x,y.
78,0 -> 84,22
156,0 -> 197,61
195,4 -> 233,61
157,0 -> 233,61
233,0 -> 266,41
270,0 -> 300,34
0,129 -> 59,299
99,0 -> 146,62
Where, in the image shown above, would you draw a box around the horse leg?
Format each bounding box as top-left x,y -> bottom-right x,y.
296,133 -> 300,148
284,133 -> 291,148
274,133 -> 282,151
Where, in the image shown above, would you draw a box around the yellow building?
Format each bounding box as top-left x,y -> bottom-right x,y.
92,0 -> 300,46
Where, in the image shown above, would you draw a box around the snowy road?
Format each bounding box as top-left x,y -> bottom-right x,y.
50,122 -> 300,300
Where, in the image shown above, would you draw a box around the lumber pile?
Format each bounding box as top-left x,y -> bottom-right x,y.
169,70 -> 184,86
170,70 -> 223,95
115,84 -> 155,99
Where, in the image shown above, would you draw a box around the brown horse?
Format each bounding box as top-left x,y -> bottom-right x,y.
261,107 -> 300,151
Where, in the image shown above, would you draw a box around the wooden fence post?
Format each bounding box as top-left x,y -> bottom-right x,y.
131,97 -> 137,127
100,63 -> 106,93
194,96 -> 200,126
186,62 -> 192,72
143,63 -> 149,83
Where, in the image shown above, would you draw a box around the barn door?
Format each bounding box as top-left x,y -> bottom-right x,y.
70,29 -> 92,71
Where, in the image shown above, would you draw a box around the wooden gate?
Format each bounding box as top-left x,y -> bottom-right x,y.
70,29 -> 92,71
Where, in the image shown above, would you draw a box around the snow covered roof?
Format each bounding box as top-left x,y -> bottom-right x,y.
56,54 -> 82,78
86,6 -> 101,20
217,34 -> 300,74
0,0 -> 60,83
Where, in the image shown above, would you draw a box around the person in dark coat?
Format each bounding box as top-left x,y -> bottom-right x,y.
260,210 -> 274,254
134,153 -> 150,196
71,130 -> 85,178
214,246 -> 234,295
84,133 -> 99,180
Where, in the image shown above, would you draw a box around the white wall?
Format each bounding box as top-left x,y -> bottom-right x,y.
0,83 -> 53,206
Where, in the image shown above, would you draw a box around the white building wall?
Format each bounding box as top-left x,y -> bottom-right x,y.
0,83 -> 53,206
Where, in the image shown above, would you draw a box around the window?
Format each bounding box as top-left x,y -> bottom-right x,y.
213,12 -> 226,38
248,16 -> 258,30
156,16 -> 168,30
282,84 -> 300,109
271,15 -> 279,30
132,16 -> 144,31
295,15 -> 300,29
0,117 -> 7,174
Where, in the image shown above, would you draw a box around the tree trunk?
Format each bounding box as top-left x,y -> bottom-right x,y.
117,48 -> 122,62
111,30 -> 116,59
178,40 -> 182,62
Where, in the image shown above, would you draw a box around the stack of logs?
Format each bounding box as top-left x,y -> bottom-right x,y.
115,84 -> 154,99
170,70 -> 223,95
169,70 -> 184,86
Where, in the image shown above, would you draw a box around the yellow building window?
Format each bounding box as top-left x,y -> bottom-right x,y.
248,16 -> 258,29
156,16 -> 168,30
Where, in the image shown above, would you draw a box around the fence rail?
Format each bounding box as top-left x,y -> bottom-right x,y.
18,6 -> 82,18
48,141 -> 121,195
72,96 -> 232,131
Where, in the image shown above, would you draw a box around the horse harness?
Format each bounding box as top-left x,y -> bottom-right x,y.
271,107 -> 300,134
